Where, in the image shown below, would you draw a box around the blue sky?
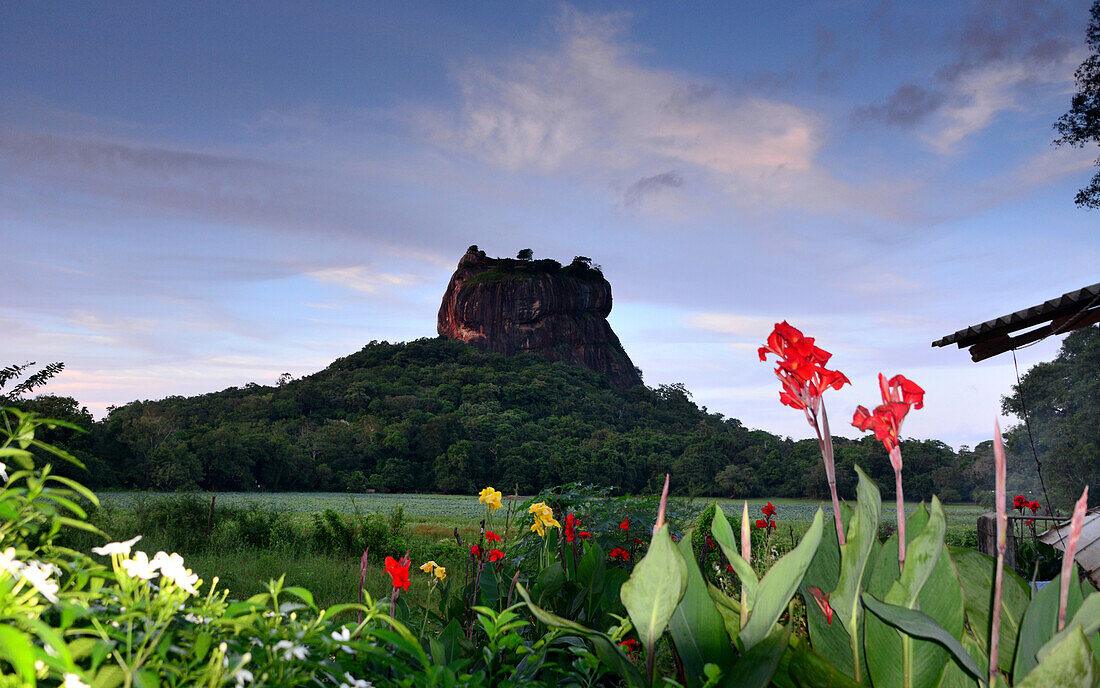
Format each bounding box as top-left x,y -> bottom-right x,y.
2,1 -> 1097,449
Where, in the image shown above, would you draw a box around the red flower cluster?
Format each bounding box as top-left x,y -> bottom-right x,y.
755,519 -> 776,530
852,373 -> 925,454
609,547 -> 631,561
488,548 -> 505,562
384,555 -> 411,591
470,545 -> 482,558
619,638 -> 641,657
762,502 -> 776,517
620,518 -> 630,531
1013,495 -> 1041,513
562,514 -> 593,543
485,531 -> 502,543
759,322 -> 850,414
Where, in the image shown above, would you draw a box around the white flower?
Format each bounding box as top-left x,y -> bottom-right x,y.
340,673 -> 373,688
121,552 -> 159,580
184,613 -> 208,624
20,560 -> 59,602
0,461 -> 8,482
272,640 -> 309,661
152,551 -> 199,594
235,668 -> 255,687
0,547 -> 21,575
331,626 -> 355,652
92,535 -> 142,557
62,673 -> 91,688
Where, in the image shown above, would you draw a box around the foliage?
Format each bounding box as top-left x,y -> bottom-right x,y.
1001,325 -> 1100,509
34,337 -> 980,502
1054,1 -> 1100,208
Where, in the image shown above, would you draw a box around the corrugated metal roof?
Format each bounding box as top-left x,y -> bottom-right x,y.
931,282 -> 1100,361
1039,508 -> 1100,590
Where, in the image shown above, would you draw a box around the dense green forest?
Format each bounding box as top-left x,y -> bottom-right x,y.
9,336 -> 1000,501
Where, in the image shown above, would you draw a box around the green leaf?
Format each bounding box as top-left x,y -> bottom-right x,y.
517,583 -> 646,687
862,591 -> 985,683
788,640 -> 865,688
707,582 -> 742,645
91,665 -> 126,688
1014,624 -> 1094,688
1014,572 -> 1085,681
670,534 -> 734,686
0,625 -> 37,685
950,547 -> 1029,675
866,498 -> 965,688
740,508 -> 823,651
620,524 -> 687,657
1038,591 -> 1100,662
711,504 -> 758,607
718,623 -> 792,688
283,586 -> 316,609
829,465 -> 881,683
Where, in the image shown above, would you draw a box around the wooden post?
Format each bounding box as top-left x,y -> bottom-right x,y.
978,512 -> 1015,571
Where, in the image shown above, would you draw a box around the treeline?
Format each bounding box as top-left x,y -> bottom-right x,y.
20,337 -> 996,501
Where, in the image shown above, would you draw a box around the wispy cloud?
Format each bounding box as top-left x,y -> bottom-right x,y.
308,266 -> 419,294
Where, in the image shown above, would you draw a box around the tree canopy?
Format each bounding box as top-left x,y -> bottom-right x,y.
1054,1 -> 1100,208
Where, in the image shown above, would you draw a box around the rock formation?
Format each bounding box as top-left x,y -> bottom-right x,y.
437,247 -> 642,389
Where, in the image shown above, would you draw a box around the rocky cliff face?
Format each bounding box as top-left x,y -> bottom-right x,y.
437,248 -> 642,389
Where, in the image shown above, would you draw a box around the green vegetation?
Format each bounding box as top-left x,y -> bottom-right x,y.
24,337 -> 987,502
461,253 -> 606,288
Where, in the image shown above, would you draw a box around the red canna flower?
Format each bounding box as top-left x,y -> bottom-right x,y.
762,502 -> 777,517
619,638 -> 641,657
755,519 -> 768,529
384,555 -> 411,591
565,513 -> 577,543
578,531 -> 592,539
485,531 -> 502,543
620,518 -> 630,531
609,547 -> 631,561
759,321 -> 850,414
1026,519 -> 1036,527
632,537 -> 643,545
807,585 -> 833,625
1013,495 -> 1026,511
852,374 -> 925,456
488,548 -> 504,562
1029,501 -> 1041,513
470,545 -> 482,558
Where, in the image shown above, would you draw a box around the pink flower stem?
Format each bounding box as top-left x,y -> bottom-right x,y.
890,447 -> 906,572
815,403 -> 846,546
1058,487 -> 1090,632
990,419 -> 1008,687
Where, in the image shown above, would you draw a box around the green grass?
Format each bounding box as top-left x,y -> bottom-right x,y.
84,493 -> 986,607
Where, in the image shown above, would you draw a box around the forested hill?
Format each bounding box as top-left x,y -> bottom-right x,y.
40,337 -> 981,500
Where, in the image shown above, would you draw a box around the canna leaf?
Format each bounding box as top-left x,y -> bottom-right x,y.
949,547 -> 1029,675
739,509 -> 823,651
1013,572 -> 1085,681
620,524 -> 688,663
712,504 -> 758,608
1014,623 -> 1093,688
669,534 -> 734,686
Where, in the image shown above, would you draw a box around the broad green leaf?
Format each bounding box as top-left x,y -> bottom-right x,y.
669,534 -> 733,686
620,524 -> 687,658
283,586 -> 316,609
829,465 -> 880,683
91,665 -> 125,688
866,498 -> 964,688
712,504 -> 758,607
1038,590 -> 1100,662
1014,624 -> 1094,688
949,547 -> 1029,675
1013,572 -> 1085,681
939,632 -> 985,688
707,582 -> 742,644
718,623 -> 792,688
517,583 -> 646,687
862,592 -> 984,683
788,640 -> 865,688
0,625 -> 36,685
740,509 -> 823,651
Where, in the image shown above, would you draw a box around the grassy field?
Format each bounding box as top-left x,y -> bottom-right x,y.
85,492 -> 987,609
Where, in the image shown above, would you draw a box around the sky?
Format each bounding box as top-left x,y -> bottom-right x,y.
1,1 -> 1098,450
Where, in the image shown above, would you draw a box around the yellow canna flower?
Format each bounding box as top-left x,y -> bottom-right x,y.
479,487 -> 503,510
529,502 -> 560,529
434,566 -> 446,580
420,561 -> 437,574
530,518 -> 546,537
